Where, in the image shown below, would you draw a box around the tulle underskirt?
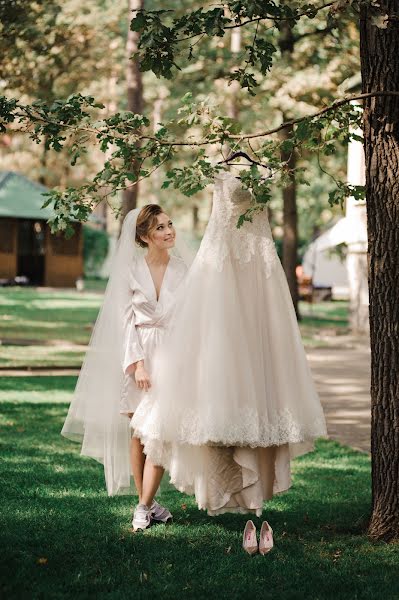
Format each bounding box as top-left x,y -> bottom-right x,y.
136,434 -> 312,515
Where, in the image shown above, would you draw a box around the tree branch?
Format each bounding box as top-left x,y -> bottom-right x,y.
293,24 -> 335,43
234,91 -> 399,141
138,91 -> 399,145
160,2 -> 338,44
6,91 -> 399,154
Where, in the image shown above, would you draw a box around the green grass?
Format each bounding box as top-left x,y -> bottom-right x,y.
0,287 -> 101,367
0,346 -> 85,368
0,376 -> 77,403
83,277 -> 108,293
299,301 -> 349,347
0,287 -> 102,345
1,288 -> 390,598
0,288 -> 350,370
0,378 -> 398,600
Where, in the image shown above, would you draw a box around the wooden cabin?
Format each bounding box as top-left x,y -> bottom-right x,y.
0,171 -> 83,287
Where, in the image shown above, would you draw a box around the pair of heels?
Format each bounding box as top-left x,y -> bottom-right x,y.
242,520 -> 273,555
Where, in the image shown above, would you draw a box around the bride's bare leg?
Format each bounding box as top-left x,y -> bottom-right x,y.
127,413 -> 164,508
128,412 -> 146,502
141,458 -> 164,507
130,435 -> 146,501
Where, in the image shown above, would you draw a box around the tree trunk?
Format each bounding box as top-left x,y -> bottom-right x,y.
151,85 -> 168,201
278,21 -> 300,318
121,0 -> 144,224
280,122 -> 300,318
360,1 -> 399,541
38,141 -> 48,186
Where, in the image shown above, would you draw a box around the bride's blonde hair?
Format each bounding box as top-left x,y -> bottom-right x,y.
135,204 -> 164,248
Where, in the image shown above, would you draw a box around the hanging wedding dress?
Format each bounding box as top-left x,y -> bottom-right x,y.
131,171 -> 328,516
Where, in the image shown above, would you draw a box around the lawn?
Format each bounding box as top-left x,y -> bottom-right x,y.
0,287 -> 101,368
299,300 -> 349,347
2,289 -> 394,599
1,385 -> 397,599
0,287 -> 349,368
0,287 -> 102,345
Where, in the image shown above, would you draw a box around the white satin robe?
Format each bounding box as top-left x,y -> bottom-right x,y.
120,254 -> 187,415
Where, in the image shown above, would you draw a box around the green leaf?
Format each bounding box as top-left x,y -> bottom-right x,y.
280,139 -> 294,153
126,173 -> 137,182
296,120 -> 310,141
131,12 -> 147,32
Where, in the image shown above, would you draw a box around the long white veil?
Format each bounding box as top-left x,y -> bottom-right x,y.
61,208 -> 194,496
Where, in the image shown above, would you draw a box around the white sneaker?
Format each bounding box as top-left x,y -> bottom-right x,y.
132,503 -> 152,531
150,500 -> 173,524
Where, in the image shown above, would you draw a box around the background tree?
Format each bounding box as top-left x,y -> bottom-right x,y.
121,0 -> 144,221
0,0 -> 125,191
360,0 -> 399,542
0,0 -> 356,243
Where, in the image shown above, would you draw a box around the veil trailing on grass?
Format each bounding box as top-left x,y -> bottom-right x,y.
61,208 -> 194,495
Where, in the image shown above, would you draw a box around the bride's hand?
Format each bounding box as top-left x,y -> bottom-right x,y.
134,364 -> 151,392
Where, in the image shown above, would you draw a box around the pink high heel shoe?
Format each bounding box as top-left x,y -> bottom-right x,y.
242,520 -> 258,555
259,521 -> 274,555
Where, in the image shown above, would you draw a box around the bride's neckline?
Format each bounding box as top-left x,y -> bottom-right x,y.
143,254 -> 172,303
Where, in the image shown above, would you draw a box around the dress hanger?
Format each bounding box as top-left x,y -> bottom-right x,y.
218,150 -> 270,170
217,151 -> 273,180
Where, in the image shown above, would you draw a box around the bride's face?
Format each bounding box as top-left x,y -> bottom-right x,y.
146,212 -> 176,250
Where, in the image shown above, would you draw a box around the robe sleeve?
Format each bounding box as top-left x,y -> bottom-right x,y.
122,298 -> 145,375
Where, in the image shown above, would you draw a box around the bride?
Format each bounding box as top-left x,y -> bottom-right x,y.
131,170 -> 327,531
61,204 -> 192,531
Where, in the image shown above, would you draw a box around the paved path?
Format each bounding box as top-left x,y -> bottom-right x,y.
306,337 -> 371,454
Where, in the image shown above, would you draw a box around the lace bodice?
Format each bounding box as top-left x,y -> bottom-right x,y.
216,170 -> 253,210
196,171 -> 278,278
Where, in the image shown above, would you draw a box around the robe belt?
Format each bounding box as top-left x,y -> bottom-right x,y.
136,322 -> 166,329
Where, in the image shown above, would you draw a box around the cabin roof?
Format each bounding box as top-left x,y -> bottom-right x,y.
0,171 -> 57,220
0,171 -> 104,225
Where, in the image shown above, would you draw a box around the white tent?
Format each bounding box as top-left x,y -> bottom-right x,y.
301,103 -> 369,333
302,214 -> 368,300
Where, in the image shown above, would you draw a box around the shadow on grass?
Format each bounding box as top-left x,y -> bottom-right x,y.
0,376 -> 77,393
0,288 -> 102,345
1,402 -> 398,600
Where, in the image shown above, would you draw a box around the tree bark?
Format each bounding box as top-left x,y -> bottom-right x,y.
279,121 -> 299,318
278,21 -> 300,318
121,0 -> 144,224
38,140 -> 48,186
360,1 -> 399,541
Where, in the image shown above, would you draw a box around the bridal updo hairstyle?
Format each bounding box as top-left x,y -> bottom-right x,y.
135,204 -> 165,248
